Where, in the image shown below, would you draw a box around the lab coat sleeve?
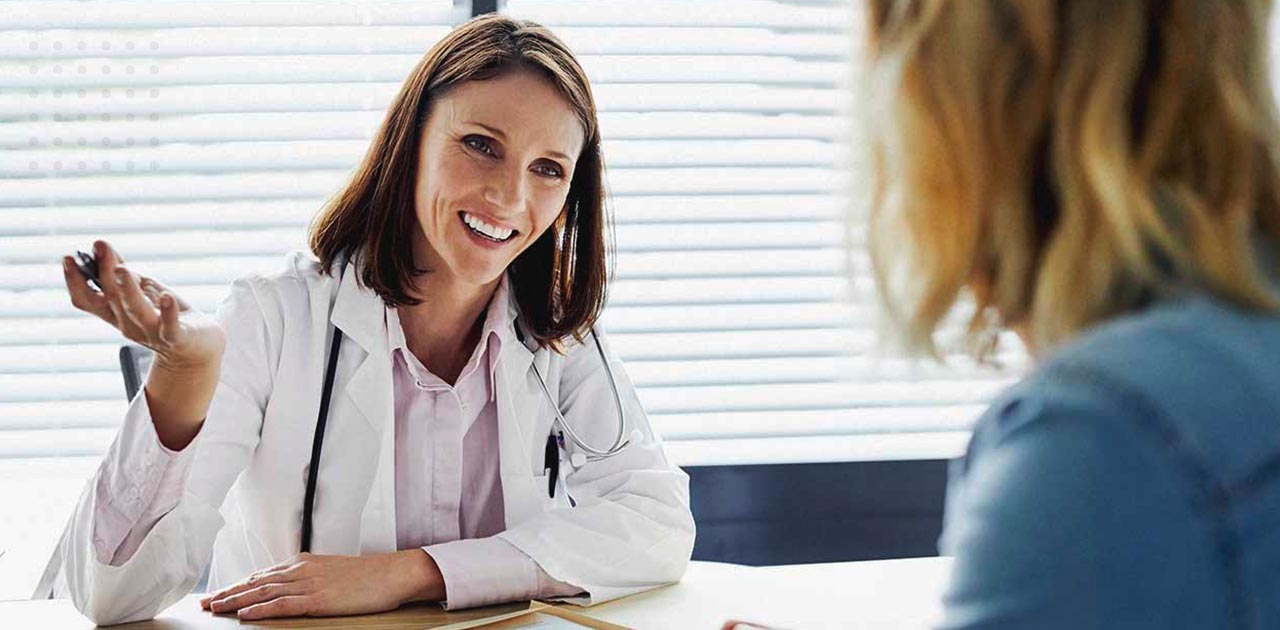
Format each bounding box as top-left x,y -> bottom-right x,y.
91,413 -> 200,567
424,536 -> 581,610
497,329 -> 696,605
55,277 -> 280,626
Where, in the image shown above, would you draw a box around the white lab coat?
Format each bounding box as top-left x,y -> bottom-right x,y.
43,251 -> 695,626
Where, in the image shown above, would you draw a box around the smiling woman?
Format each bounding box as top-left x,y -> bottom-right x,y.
309,16 -> 608,351
47,14 -> 693,626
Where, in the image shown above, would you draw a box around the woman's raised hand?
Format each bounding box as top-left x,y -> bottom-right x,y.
62,240 -> 226,369
62,240 -> 227,451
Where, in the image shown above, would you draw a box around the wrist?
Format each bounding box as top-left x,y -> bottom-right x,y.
152,349 -> 220,375
144,356 -> 219,452
393,549 -> 447,604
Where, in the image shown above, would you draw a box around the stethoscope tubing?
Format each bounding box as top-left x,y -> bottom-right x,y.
528,328 -> 631,461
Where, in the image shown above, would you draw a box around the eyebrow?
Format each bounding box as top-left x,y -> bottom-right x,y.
470,121 -> 573,163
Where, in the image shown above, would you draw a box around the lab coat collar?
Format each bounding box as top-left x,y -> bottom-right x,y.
323,257 -> 393,443
498,276 -> 540,379
484,274 -> 516,396
328,257 -> 386,356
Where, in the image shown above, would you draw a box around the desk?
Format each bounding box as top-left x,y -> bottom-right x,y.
0,558 -> 952,630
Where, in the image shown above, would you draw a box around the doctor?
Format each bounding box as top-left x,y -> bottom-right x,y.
51,15 -> 695,626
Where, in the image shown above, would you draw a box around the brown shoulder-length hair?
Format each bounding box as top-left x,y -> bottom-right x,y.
865,0 -> 1280,358
308,14 -> 610,350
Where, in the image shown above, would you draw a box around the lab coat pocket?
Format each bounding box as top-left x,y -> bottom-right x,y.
531,473 -> 574,510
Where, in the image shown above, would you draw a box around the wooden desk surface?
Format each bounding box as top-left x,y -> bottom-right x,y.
0,558 -> 952,630
0,597 -> 528,629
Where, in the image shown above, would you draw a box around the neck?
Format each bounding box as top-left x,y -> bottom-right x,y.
399,272 -> 501,385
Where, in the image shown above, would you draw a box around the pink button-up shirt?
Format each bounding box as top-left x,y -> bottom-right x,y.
90,276 -> 579,610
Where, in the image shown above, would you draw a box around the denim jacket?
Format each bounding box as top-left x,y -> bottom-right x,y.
938,285 -> 1280,629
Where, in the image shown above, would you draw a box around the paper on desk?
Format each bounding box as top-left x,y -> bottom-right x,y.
432,601 -> 635,630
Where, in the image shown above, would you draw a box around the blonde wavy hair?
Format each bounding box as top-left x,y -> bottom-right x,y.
867,0 -> 1280,358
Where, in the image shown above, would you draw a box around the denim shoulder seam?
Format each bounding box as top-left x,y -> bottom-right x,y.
1042,362 -> 1251,629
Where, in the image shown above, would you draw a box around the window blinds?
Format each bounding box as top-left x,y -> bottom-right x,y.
0,0 -> 1024,469
1,1 -> 465,461
502,0 -> 1021,465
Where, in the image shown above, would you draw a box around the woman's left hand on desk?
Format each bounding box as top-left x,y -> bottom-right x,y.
199,550 -> 447,620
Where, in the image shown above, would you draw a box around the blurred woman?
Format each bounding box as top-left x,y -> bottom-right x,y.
50,15 -> 694,626
867,0 -> 1280,628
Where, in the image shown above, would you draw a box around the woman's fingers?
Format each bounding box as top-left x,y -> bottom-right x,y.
113,267 -> 160,334
207,581 -> 307,616
92,241 -> 127,322
201,564 -> 301,610
235,595 -> 315,620
135,276 -> 164,308
139,275 -> 191,311
91,241 -> 121,298
61,256 -> 115,324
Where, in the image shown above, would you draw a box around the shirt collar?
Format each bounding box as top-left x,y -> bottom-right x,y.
384,273 -> 514,400
483,274 -> 514,393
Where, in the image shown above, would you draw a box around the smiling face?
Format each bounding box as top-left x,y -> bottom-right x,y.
411,68 -> 586,293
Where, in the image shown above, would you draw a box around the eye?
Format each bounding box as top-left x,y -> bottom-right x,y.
533,162 -> 564,179
462,135 -> 496,157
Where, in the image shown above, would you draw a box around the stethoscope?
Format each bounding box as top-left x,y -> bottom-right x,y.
300,260 -> 634,552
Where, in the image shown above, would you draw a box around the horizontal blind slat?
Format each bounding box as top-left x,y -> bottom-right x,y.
1,138 -> 842,176
0,167 -> 846,206
652,405 -> 988,441
1,84 -> 847,119
0,393 -> 999,440
506,1 -> 849,29
0,249 -> 849,292
0,302 -> 880,346
3,26 -> 847,58
1,276 -> 854,317
636,380 -> 1012,415
4,55 -> 848,88
0,112 -> 847,149
0,195 -> 847,235
0,222 -> 846,264
6,2 -> 463,29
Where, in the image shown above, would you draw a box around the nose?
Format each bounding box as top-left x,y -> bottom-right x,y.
482,162 -> 527,215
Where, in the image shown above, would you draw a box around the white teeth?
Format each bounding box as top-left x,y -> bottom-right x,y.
463,212 -> 514,242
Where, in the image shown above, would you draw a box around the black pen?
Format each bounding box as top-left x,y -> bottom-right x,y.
72,250 -> 103,291
544,433 -> 560,498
